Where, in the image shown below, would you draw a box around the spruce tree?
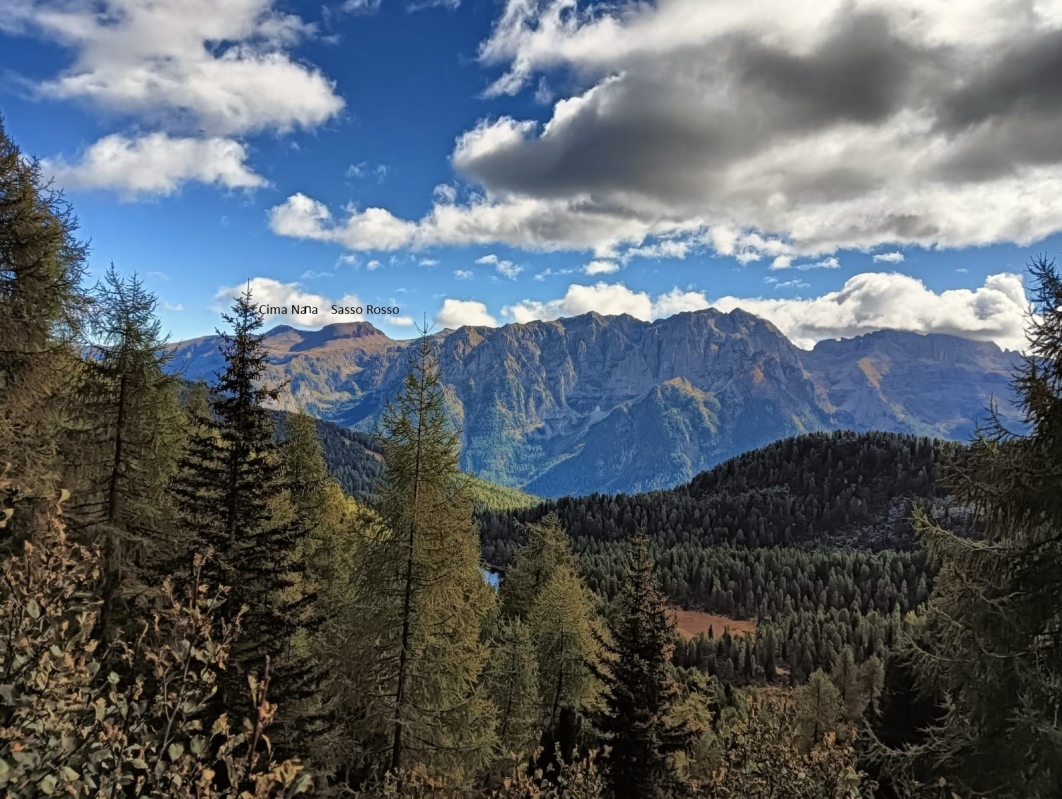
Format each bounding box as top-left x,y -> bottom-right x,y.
170,289 -> 308,714
69,265 -> 181,639
336,332 -> 496,782
894,255 -> 1062,797
593,533 -> 692,799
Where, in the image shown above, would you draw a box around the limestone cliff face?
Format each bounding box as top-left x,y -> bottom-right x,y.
168,312 -> 1022,495
802,330 -> 1023,441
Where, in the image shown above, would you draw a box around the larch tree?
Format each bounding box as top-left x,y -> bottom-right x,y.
337,332 -> 496,783
499,512 -> 579,620
484,617 -> 541,761
0,116 -> 87,512
893,255 -> 1062,797
593,533 -> 693,799
792,669 -> 843,754
527,565 -> 601,735
68,265 -> 182,640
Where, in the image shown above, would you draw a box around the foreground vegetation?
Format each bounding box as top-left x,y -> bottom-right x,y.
3,116 -> 1062,796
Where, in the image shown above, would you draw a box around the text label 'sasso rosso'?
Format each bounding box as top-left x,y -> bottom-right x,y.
258,304 -> 400,316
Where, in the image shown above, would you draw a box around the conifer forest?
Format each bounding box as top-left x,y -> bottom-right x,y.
3,107 -> 1062,799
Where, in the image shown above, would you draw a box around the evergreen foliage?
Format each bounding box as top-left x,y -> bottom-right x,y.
593,533 -> 693,798
0,115 -> 87,508
886,255 -> 1062,797
169,289 -> 309,717
68,265 -> 181,638
326,333 -> 496,783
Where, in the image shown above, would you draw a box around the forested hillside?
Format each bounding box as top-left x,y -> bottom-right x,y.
478,431 -> 945,689
481,430 -> 965,561
275,411 -> 540,511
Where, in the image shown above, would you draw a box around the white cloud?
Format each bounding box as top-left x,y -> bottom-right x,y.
366,259 -> 381,270
873,251 -> 906,263
711,272 -> 1031,351
795,256 -> 840,271
429,0 -> 1062,258
387,315 -> 415,327
14,0 -> 343,137
162,301 -> 184,311
300,270 -> 333,279
476,253 -> 523,279
503,282 -> 709,324
269,193 -> 419,250
419,258 -> 439,266
432,183 -> 457,204
435,299 -> 498,328
454,269 -> 473,279
45,133 -> 266,196
343,0 -> 382,12
584,259 -> 619,275
267,191 -> 714,256
214,277 -> 363,327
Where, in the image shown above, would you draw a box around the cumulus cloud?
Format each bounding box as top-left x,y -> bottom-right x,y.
712,272 -> 1032,351
9,0 -> 343,136
454,269 -> 473,279
214,277 -> 363,328
435,299 -> 498,328
272,0 -> 1062,259
45,133 -> 267,196
503,282 -> 709,324
873,251 -> 906,263
267,190 -> 700,256
584,260 -> 619,275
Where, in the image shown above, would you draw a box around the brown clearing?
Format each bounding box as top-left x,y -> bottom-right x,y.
671,608 -> 757,639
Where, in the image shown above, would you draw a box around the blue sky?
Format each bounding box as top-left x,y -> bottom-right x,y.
3,0 -> 1061,351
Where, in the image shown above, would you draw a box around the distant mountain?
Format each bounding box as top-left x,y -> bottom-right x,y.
171,310 -> 1023,496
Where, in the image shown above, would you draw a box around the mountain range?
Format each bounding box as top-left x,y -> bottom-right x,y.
168,308 -> 1023,496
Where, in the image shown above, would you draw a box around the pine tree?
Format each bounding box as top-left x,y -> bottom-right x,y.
335,332 -> 496,783
0,116 -> 87,508
894,255 -> 1062,797
68,265 -> 181,639
169,289 -> 308,714
593,533 -> 693,799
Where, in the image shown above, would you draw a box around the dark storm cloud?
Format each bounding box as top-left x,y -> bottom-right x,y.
730,12 -> 934,126
456,11 -> 953,210
938,30 -> 1062,130
932,29 -> 1062,182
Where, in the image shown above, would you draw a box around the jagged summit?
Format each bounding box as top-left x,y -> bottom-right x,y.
169,309 -> 1024,496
